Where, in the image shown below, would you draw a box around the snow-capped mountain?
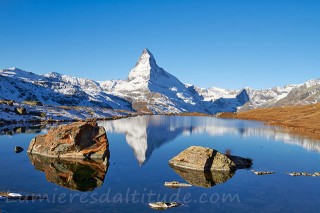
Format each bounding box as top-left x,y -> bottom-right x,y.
1,48 -> 319,114
195,86 -> 238,102
238,85 -> 297,111
238,79 -> 320,111
0,68 -> 132,110
100,49 -> 208,113
100,48 -> 248,113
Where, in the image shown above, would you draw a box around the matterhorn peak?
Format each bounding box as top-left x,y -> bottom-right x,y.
128,48 -> 160,81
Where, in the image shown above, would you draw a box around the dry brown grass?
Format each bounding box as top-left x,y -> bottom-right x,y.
177,112 -> 213,117
219,103 -> 320,137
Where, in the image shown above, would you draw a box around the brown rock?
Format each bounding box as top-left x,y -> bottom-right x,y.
14,107 -> 27,115
27,121 -> 109,160
169,146 -> 236,172
22,100 -> 43,106
28,154 -> 108,191
0,100 -> 14,106
169,146 -> 252,172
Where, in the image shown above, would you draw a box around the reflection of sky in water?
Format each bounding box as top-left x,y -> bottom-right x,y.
99,115 -> 320,165
1,116 -> 320,212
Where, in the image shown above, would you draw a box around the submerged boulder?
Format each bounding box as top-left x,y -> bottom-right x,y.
27,121 -> 109,160
169,146 -> 252,172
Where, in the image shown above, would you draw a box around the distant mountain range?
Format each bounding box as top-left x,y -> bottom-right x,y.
1,48 -> 319,114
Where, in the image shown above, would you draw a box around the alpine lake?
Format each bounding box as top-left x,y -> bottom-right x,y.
0,115 -> 319,212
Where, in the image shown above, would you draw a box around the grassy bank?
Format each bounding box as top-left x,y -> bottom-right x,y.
218,104 -> 320,137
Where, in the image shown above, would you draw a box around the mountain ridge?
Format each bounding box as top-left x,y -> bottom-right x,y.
1,49 -> 319,114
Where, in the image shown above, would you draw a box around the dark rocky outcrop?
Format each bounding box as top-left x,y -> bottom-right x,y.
0,119 -> 5,126
28,154 -> 108,191
22,100 -> 43,106
15,146 -> 24,153
169,146 -> 252,172
0,100 -> 14,106
28,111 -> 47,117
27,121 -> 109,160
14,107 -> 27,115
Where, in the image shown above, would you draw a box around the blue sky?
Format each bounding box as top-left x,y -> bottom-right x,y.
0,0 -> 319,89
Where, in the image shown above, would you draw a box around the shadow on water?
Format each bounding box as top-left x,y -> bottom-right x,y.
28,154 -> 108,192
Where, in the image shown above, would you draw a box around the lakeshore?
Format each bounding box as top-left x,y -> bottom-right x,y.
218,103 -> 320,138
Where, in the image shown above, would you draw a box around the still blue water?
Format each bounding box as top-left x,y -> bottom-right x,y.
0,115 -> 320,212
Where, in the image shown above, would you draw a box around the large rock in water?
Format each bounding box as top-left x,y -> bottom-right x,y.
27,121 -> 109,160
169,146 -> 252,172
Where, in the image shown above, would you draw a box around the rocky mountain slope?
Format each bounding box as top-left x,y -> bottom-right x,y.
1,48 -> 319,114
239,79 -> 320,111
100,49 -> 248,114
0,68 -> 132,110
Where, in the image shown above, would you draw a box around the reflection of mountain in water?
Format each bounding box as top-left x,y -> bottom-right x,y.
100,116 -> 186,165
99,116 -> 320,165
0,123 -> 57,135
28,154 -> 108,192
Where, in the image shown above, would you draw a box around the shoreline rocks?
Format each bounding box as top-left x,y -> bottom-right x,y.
0,192 -> 47,200
164,181 -> 192,188
251,170 -> 275,175
287,172 -> 320,177
27,121 -> 109,161
149,202 -> 182,210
